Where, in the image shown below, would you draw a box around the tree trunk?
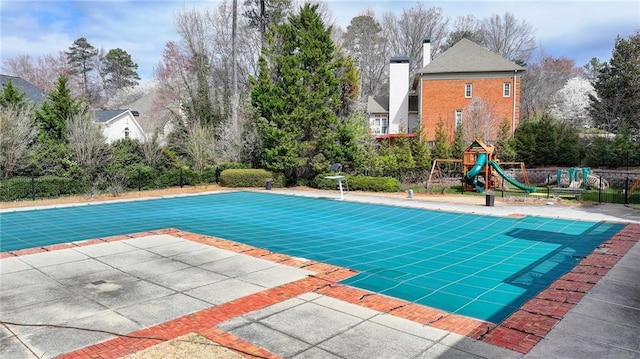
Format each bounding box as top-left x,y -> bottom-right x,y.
231,0 -> 239,131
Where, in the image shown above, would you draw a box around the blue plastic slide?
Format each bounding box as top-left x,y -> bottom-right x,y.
489,160 -> 537,193
463,153 -> 487,193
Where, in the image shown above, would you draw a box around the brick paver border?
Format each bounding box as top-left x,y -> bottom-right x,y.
3,223 -> 638,357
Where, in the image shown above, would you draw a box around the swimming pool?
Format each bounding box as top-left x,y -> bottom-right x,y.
0,191 -> 623,323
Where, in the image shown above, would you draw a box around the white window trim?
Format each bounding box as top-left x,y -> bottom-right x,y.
503,82 -> 511,97
370,114 -> 389,135
455,109 -> 463,128
465,83 -> 472,98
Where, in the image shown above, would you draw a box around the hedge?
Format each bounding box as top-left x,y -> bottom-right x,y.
0,176 -> 85,201
312,173 -> 401,192
219,169 -> 282,188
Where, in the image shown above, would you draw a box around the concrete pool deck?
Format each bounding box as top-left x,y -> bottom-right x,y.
1,190 -> 639,358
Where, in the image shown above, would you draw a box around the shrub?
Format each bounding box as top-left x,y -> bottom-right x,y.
215,163 -> 251,183
312,173 -> 401,192
159,168 -> 198,188
311,173 -> 342,190
348,175 -> 401,192
219,169 -> 280,187
0,176 -> 84,201
128,165 -> 158,190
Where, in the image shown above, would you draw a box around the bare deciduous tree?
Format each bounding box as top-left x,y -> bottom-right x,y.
66,113 -> 108,170
462,97 -> 498,142
480,12 -> 536,64
0,106 -> 38,178
382,4 -> 449,75
140,132 -> 164,167
521,50 -> 584,117
2,53 -> 75,94
342,10 -> 388,100
187,120 -> 216,173
441,15 -> 484,52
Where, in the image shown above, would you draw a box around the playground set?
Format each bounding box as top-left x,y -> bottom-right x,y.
426,139 -> 640,202
427,139 -> 536,194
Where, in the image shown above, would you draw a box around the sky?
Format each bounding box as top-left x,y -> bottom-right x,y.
1,0 -> 638,81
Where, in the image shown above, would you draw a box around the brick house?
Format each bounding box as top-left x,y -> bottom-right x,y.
368,39 -> 524,144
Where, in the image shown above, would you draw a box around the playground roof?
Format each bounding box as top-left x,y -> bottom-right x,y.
466,138 -> 494,153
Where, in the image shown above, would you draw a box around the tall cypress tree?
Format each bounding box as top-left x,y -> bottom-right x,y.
251,3 -> 361,184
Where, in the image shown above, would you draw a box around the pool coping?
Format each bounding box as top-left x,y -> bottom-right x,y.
3,222 -> 638,357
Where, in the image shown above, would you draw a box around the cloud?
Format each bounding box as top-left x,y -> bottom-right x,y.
1,0 -> 638,81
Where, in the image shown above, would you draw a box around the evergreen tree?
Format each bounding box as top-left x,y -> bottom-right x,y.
66,37 -> 98,99
243,0 -> 293,45
535,114 -> 559,166
104,48 -> 141,93
513,120 -> 537,166
432,119 -> 451,159
36,76 -> 87,143
410,124 -> 432,169
251,4 -> 362,184
555,122 -> 580,166
389,136 -> 415,171
585,136 -> 612,168
495,118 -> 516,161
451,123 -> 466,159
610,124 -> 634,167
0,79 -> 30,110
589,31 -> 640,133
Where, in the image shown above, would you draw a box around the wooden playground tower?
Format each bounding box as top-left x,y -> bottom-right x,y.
427,139 -> 532,193
462,139 -> 496,192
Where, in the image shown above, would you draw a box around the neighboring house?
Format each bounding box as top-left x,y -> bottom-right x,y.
92,109 -> 146,143
367,38 -> 524,143
0,74 -> 47,106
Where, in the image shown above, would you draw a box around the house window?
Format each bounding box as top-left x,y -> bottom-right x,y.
465,83 -> 472,98
124,127 -> 130,138
503,83 -> 511,97
455,109 -> 463,129
370,115 -> 389,135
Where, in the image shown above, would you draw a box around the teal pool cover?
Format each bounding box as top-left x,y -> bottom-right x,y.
0,191 -> 624,323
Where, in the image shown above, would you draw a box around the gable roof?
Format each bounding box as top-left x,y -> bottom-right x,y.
418,39 -> 525,75
367,96 -> 389,113
0,75 -> 47,105
367,95 -> 419,114
93,109 -> 140,123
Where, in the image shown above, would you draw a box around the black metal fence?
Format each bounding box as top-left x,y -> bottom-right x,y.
376,167 -> 640,205
2,166 -> 639,205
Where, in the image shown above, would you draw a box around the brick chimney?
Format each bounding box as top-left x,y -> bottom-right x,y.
389,56 -> 409,134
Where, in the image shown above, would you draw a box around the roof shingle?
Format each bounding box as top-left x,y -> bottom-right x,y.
418,39 -> 525,75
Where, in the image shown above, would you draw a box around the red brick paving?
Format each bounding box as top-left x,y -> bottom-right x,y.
3,223 -> 639,357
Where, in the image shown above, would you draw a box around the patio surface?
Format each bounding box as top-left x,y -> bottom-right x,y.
1,189 -> 639,358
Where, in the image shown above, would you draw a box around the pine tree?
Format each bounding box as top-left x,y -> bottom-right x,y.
104,48 -> 141,93
251,4 -> 362,184
66,37 -> 98,99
